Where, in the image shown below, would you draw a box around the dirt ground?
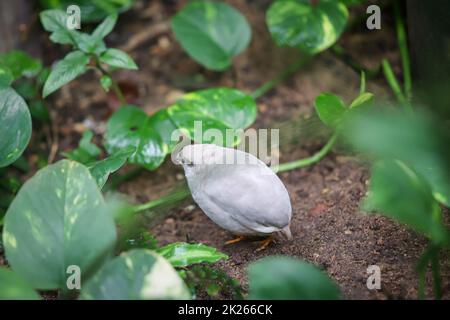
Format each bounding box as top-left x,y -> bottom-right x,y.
2,0 -> 449,299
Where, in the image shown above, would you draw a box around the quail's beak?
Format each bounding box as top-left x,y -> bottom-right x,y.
176,153 -> 192,166
174,152 -> 185,165
181,158 -> 194,167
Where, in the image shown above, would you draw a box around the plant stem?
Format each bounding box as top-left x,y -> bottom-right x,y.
110,79 -> 127,105
94,59 -> 127,105
133,188 -> 191,213
273,132 -> 338,173
251,57 -> 309,99
359,71 -> 366,95
416,243 -> 441,299
393,1 -> 412,101
431,248 -> 442,300
331,45 -> 380,78
381,59 -> 411,111
104,167 -> 144,192
416,245 -> 431,299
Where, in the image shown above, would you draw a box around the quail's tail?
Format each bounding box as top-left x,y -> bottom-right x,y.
280,225 -> 293,240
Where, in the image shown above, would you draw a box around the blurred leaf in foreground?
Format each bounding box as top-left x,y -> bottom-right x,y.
364,159 -> 448,244
0,267 -> 40,300
343,108 -> 450,207
80,249 -> 190,300
248,256 -> 340,300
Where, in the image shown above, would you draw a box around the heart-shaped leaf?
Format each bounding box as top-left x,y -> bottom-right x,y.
100,49 -> 138,70
314,92 -> 346,128
343,110 -> 450,208
88,146 -> 135,189
80,249 -> 191,300
267,0 -> 348,54
105,106 -> 166,170
43,51 -> 90,97
0,88 -> 32,167
171,0 -> 251,71
248,256 -> 341,300
0,267 -> 40,300
167,88 -> 257,146
364,160 -> 449,244
2,160 -> 117,290
156,242 -> 228,268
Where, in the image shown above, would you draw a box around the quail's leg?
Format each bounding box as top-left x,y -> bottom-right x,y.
255,235 -> 275,252
225,235 -> 246,245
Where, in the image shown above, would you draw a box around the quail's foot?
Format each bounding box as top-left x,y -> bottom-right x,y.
224,235 -> 246,245
255,235 -> 276,252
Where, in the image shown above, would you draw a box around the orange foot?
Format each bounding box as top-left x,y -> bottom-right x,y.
255,236 -> 276,252
225,235 -> 246,245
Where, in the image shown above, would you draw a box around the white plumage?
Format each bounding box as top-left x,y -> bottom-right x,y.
177,144 -> 292,240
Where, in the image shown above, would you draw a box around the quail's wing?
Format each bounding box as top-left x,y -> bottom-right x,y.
201,164 -> 291,233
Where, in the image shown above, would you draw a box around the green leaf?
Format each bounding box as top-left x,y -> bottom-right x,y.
62,130 -> 101,164
2,160 -> 117,290
100,48 -> 138,70
343,109 -> 450,207
29,100 -> 50,123
92,14 -> 118,41
0,88 -> 32,167
267,0 -> 348,54
171,0 -> 251,71
40,9 -> 77,45
40,9 -> 106,54
314,92 -> 346,128
72,33 -> 107,54
349,92 -> 373,109
148,109 -> 179,152
0,51 -> 42,79
43,51 -> 89,97
0,267 -> 40,300
156,242 -> 228,268
167,88 -> 257,146
100,75 -> 112,92
14,79 -> 38,100
364,160 -> 448,243
88,146 -> 135,189
0,65 -> 13,89
80,249 -> 191,299
105,106 -> 166,170
248,256 -> 341,300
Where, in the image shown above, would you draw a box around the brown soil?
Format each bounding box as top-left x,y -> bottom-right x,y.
2,0 -> 449,299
